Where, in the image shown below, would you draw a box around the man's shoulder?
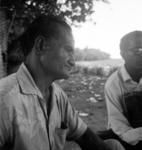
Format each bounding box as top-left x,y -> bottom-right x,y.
52,82 -> 71,116
0,73 -> 18,99
53,82 -> 65,92
106,70 -> 119,86
53,82 -> 67,97
105,67 -> 123,93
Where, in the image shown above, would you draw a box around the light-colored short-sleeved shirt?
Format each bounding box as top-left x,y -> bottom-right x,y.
105,65 -> 142,145
0,63 -> 87,150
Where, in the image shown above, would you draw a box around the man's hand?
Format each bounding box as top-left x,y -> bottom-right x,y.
121,127 -> 142,145
75,127 -> 113,150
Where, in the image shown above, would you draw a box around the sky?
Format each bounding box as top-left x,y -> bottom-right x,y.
73,0 -> 142,58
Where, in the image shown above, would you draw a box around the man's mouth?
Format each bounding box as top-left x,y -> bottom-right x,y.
65,65 -> 72,72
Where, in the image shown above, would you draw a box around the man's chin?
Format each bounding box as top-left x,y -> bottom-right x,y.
56,73 -> 70,80
63,74 -> 70,79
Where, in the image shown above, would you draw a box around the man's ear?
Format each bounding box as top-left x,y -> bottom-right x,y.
34,36 -> 48,55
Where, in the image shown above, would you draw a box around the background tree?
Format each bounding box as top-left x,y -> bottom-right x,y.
0,0 -> 109,76
75,47 -> 110,61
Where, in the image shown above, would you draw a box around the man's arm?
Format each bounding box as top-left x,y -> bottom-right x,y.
60,91 -> 111,150
75,127 -> 112,150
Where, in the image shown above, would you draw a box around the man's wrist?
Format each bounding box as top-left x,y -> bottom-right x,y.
121,128 -> 140,145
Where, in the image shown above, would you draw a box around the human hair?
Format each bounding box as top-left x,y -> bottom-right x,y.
7,38 -> 25,74
120,30 -> 142,52
19,14 -> 72,57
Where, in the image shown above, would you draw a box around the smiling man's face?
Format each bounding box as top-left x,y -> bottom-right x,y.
40,26 -> 75,80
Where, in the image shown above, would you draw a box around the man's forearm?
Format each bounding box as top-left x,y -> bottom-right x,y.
120,127 -> 142,145
75,127 -> 112,150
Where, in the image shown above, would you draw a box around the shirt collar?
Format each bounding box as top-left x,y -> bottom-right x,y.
16,63 -> 43,98
120,65 -> 142,84
120,65 -> 132,82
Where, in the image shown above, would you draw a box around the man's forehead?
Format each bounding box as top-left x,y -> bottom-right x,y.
48,32 -> 74,50
59,28 -> 74,45
120,31 -> 142,51
46,25 -> 74,47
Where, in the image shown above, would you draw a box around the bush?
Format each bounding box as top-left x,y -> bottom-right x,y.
75,48 -> 110,61
74,65 -> 118,77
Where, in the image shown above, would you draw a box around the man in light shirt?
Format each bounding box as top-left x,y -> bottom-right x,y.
0,15 -> 125,150
99,30 -> 142,150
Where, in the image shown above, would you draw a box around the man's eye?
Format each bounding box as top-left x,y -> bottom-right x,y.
65,47 -> 74,53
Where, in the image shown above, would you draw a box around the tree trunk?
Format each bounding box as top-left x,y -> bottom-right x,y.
0,8 -> 8,78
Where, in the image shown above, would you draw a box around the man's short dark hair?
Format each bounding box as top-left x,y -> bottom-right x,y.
19,15 -> 72,56
120,30 -> 142,52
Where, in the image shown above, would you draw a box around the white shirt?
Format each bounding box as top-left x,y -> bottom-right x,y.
0,63 -> 87,150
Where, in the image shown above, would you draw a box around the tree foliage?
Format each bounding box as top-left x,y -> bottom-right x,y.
1,0 -> 109,40
75,47 -> 110,61
1,0 -> 108,22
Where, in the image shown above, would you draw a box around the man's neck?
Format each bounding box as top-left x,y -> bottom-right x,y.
125,64 -> 141,83
24,62 -> 53,97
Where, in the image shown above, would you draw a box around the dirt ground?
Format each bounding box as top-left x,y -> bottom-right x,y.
57,73 -> 109,150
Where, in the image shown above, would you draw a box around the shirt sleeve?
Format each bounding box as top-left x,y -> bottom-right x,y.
60,91 -> 87,140
65,99 -> 87,140
105,81 -> 142,145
